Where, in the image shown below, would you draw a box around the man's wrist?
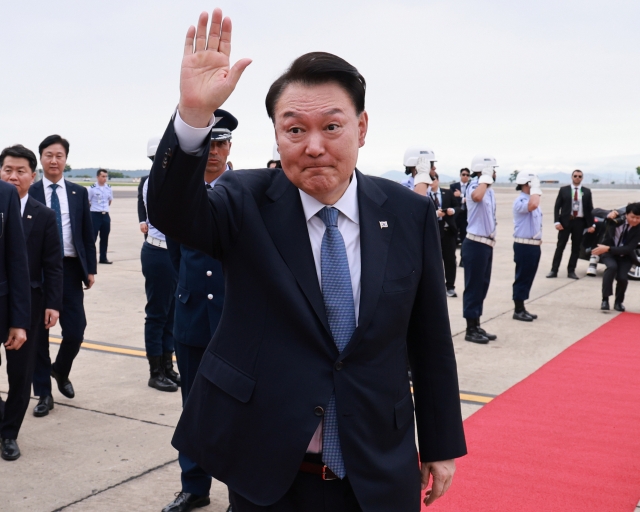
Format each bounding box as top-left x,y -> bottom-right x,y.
177,104 -> 216,129
174,109 -> 217,155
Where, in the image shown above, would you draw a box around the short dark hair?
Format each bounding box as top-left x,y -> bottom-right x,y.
265,52 -> 366,122
626,202 -> 640,216
460,168 -> 470,175
97,168 -> 108,177
0,144 -> 38,171
572,169 -> 583,177
39,134 -> 70,157
432,172 -> 439,181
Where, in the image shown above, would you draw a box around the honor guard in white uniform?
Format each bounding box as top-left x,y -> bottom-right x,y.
87,168 -> 113,264
512,172 -> 543,321
401,146 -> 435,191
462,155 -> 498,344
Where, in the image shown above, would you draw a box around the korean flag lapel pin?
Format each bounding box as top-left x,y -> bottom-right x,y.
379,221 -> 388,229
27,215 -> 32,219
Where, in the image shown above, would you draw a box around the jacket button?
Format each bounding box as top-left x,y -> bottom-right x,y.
207,294 -> 213,300
334,361 -> 344,371
178,294 -> 182,298
206,271 -> 212,276
314,406 -> 324,417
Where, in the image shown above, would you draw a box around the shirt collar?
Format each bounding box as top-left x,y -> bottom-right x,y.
299,171 -> 359,225
206,165 -> 230,188
42,176 -> 65,189
20,193 -> 28,215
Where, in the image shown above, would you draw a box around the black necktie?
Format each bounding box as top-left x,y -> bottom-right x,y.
618,225 -> 629,246
205,183 -> 212,189
431,192 -> 440,209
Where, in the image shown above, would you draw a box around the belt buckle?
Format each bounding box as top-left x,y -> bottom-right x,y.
322,465 -> 337,481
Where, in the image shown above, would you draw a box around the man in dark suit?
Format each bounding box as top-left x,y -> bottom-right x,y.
592,202 -> 640,311
547,170 -> 595,279
148,10 -> 465,512
0,145 -> 63,460
162,110 -> 237,512
30,135 -> 97,415
449,168 -> 470,246
419,173 -> 459,297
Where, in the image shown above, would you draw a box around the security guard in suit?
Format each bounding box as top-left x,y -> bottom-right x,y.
161,109 -> 237,512
88,169 -> 114,264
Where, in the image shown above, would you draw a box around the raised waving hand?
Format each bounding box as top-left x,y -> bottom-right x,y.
179,8 -> 251,128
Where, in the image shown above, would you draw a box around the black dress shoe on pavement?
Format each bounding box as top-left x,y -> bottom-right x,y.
51,369 -> 75,398
162,492 -> 211,512
1,438 -> 20,461
524,309 -> 538,319
546,270 -> 557,278
600,299 -> 610,311
99,259 -> 113,264
567,271 -> 579,280
477,326 -> 497,341
33,395 -> 54,417
614,302 -> 625,312
446,288 -> 457,298
513,311 -> 534,322
465,329 -> 490,344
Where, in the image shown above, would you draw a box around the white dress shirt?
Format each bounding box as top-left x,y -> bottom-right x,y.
142,178 -> 167,242
41,176 -> 77,257
173,112 -> 363,454
20,194 -> 28,216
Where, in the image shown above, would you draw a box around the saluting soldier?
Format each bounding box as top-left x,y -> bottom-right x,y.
87,168 -> 114,264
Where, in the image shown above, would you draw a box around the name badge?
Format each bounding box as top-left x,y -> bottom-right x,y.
572,200 -> 580,212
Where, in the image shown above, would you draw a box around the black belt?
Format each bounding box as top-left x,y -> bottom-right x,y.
299,453 -> 338,480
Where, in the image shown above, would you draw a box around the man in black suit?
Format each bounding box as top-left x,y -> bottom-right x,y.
148,10 -> 465,511
30,135 -> 97,415
418,173 -> 459,297
547,170 -> 595,279
592,202 -> 640,311
449,168 -> 470,246
0,145 -> 63,460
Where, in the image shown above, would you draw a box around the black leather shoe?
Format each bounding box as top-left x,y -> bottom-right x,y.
162,492 -> 211,512
465,329 -> 490,344
99,259 -> 113,264
614,302 -> 625,312
600,299 -> 610,311
1,438 -> 20,461
33,395 -> 54,417
567,271 -> 579,280
51,369 -> 75,398
524,310 -> 538,319
446,288 -> 457,298
546,270 -> 557,278
513,311 -> 534,322
477,327 -> 497,341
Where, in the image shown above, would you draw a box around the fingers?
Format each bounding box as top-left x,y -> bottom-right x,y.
226,58 -> 252,89
184,26 -> 196,56
207,8 -> 223,51
218,16 -> 232,57
424,473 -> 446,506
195,11 -> 209,52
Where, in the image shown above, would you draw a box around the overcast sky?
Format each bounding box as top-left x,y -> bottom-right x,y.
1,0 -> 638,178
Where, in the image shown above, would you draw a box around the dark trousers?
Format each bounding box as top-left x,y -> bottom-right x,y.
33,257 -> 86,396
229,454 -> 362,512
600,253 -> 632,303
456,209 -> 467,243
462,238 -> 493,319
1,289 -> 43,439
513,243 -> 541,302
175,342 -> 212,496
141,242 -> 177,357
551,218 -> 585,272
440,227 -> 457,290
91,212 -> 111,262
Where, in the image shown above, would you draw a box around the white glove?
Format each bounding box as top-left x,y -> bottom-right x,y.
530,176 -> 542,196
481,165 -> 494,176
415,156 -> 431,176
414,173 -> 432,185
478,174 -> 494,185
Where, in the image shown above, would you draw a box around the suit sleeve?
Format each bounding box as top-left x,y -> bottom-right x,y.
553,188 -> 563,224
166,237 -> 182,273
41,209 -> 64,312
81,187 -> 97,275
609,229 -> 640,259
147,119 -> 243,260
137,177 -> 148,223
584,189 -> 594,226
406,199 -> 467,462
6,188 -> 31,329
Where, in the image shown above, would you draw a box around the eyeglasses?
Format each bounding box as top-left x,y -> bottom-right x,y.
573,175 -> 583,179
461,173 -> 470,177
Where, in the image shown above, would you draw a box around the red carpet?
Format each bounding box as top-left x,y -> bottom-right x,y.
425,313 -> 640,512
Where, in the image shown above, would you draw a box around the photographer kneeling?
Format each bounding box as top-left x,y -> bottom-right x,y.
592,202 -> 640,311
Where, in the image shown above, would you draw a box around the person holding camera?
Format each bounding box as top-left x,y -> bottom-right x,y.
591,202 -> 640,311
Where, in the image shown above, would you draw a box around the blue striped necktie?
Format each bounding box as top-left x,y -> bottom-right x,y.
50,183 -> 64,257
317,206 -> 356,479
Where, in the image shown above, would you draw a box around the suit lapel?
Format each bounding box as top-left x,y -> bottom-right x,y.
65,180 -> 78,237
342,171 -> 395,358
260,171 -> 331,336
30,180 -> 45,205
22,197 -> 40,241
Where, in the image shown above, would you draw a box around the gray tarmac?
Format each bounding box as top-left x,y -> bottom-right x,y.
1,184 -> 638,511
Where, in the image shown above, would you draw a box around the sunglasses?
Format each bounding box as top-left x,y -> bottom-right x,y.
573,175 -> 583,179
461,173 -> 470,177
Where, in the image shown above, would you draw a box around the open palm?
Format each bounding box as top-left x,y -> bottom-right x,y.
179,8 -> 251,127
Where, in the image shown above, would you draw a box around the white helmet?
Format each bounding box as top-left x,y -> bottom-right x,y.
515,171 -> 537,186
147,136 -> 161,161
272,143 -> 280,161
403,146 -> 436,167
470,154 -> 498,174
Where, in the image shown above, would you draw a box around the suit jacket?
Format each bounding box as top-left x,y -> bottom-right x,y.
148,121 -> 466,511
30,179 -> 97,284
0,181 -> 31,334
167,238 -> 224,347
601,221 -> 640,263
138,175 -> 149,223
449,181 -> 469,209
22,196 -> 64,313
553,185 -> 594,227
431,187 -> 458,235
